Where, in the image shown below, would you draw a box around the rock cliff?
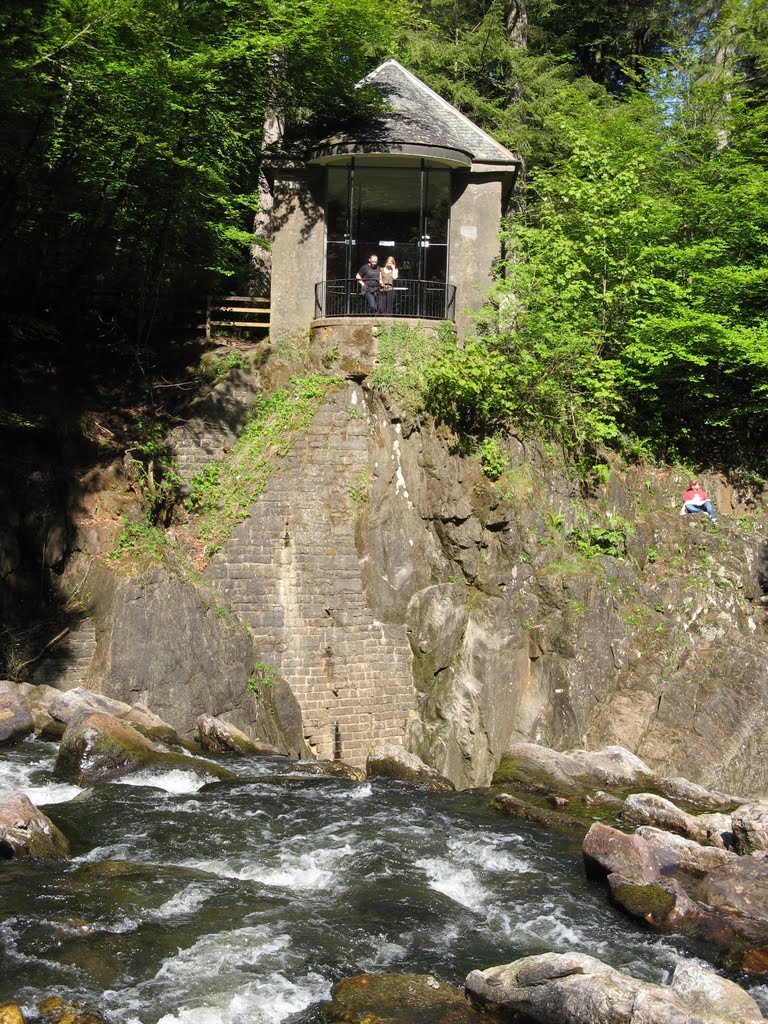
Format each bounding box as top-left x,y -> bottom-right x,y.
357,391 -> 768,794
10,358 -> 768,792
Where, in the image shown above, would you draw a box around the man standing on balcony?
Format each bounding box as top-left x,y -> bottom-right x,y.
356,253 -> 380,313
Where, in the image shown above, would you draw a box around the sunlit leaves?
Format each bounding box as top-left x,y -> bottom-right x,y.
0,0 -> 412,310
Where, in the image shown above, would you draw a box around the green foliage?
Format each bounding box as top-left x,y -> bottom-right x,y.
105,518 -> 170,570
185,463 -> 221,518
0,625 -> 30,680
568,522 -> 628,559
198,351 -> 250,384
370,321 -> 454,411
589,464 -> 611,487
419,22 -> 768,473
393,1 -> 767,476
477,435 -> 511,480
494,464 -> 538,503
0,410 -> 39,430
0,0 -> 413,339
126,419 -> 183,525
247,660 -> 277,696
348,466 -> 369,508
187,373 -> 341,556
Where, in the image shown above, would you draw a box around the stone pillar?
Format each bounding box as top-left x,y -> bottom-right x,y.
449,173 -> 503,339
269,165 -> 326,345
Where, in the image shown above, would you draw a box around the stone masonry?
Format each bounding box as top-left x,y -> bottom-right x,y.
172,368 -> 261,486
30,618 -> 96,690
204,383 -> 417,765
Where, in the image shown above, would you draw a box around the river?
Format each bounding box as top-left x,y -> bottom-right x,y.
2,739 -> 765,1022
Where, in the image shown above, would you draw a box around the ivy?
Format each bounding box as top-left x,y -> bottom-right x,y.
187,373 -> 342,557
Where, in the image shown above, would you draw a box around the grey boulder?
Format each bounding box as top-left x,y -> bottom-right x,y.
465,952 -> 763,1023
0,793 -> 69,862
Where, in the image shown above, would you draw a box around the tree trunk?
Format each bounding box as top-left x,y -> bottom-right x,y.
505,0 -> 527,49
713,19 -> 736,152
251,108 -> 284,298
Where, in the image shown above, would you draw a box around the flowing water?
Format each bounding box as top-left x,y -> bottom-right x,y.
1,739 -> 764,1022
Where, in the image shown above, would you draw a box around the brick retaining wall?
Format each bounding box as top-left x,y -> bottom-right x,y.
204,383 -> 416,764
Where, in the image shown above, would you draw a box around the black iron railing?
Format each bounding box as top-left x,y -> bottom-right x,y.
314,279 -> 456,321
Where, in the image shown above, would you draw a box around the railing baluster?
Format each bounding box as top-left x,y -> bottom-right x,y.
313,279 -> 455,322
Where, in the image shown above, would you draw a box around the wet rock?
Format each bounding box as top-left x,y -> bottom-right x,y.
695,812 -> 736,850
492,743 -> 653,795
13,682 -> 63,738
584,791 -> 625,809
569,746 -> 655,788
196,714 -> 281,756
0,793 -> 69,862
492,743 -> 599,793
634,825 -> 768,919
46,563 -> 310,758
49,687 -> 180,744
585,823 -> 768,973
465,952 -> 763,1023
70,859 -> 212,883
605,872 -> 679,927
55,712 -> 237,786
494,793 -> 589,837
0,1004 -> 26,1024
731,803 -> 768,855
366,744 -> 455,791
324,973 -> 488,1023
582,822 -> 660,884
290,760 -> 366,782
607,869 -> 768,957
623,792 -> 695,834
120,704 -> 181,744
49,687 -> 138,724
33,997 -> 107,1024
671,960 -> 764,1020
0,682 -> 34,744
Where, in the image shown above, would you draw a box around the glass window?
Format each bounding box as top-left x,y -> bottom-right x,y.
326,163 -> 451,283
327,167 -> 349,241
354,168 -> 421,260
425,170 -> 450,245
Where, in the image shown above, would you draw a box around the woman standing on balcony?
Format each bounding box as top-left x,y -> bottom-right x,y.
378,256 -> 398,315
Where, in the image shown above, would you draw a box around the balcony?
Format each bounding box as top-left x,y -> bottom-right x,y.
314,279 -> 457,322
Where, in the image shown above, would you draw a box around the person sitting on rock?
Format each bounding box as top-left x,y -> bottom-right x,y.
680,479 -> 717,524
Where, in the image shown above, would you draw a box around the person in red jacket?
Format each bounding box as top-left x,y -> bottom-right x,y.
680,479 -> 717,523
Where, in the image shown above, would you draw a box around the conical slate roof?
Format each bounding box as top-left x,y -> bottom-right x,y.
309,59 -> 519,170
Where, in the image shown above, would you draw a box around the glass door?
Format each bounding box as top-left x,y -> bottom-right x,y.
326,166 -> 353,282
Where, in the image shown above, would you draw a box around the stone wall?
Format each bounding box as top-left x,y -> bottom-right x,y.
30,619 -> 96,690
43,558 -> 307,755
449,173 -> 503,338
268,165 -> 325,345
172,368 -> 261,486
204,383 -> 417,764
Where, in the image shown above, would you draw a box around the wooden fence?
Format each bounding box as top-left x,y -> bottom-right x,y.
206,295 -> 270,339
